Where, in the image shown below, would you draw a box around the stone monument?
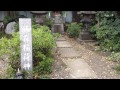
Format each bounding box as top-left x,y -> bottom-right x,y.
19,18 -> 33,79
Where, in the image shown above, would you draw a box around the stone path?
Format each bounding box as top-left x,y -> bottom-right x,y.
55,36 -> 97,79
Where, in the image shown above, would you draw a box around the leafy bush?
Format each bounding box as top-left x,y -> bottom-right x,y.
90,18 -> 120,52
0,24 -> 55,79
108,52 -> 120,63
0,32 -> 6,38
66,22 -> 83,38
3,16 -> 14,25
44,16 -> 54,29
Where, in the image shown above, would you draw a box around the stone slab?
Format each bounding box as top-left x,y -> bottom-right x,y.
58,48 -> 81,58
56,37 -> 66,41
56,41 -> 72,48
62,58 -> 97,79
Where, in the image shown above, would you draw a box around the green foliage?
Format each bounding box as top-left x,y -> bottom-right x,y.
90,11 -> 120,73
0,24 -> 55,79
89,24 -> 98,39
31,17 -> 36,25
112,65 -> 120,73
33,57 -> 53,77
14,22 -> 19,32
108,52 -> 120,63
0,32 -> 6,38
0,32 -> 20,78
66,22 -> 83,38
3,16 -> 14,25
90,16 -> 120,52
52,33 -> 61,40
44,16 -> 54,29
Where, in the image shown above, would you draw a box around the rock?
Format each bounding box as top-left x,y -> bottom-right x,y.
5,22 -> 17,34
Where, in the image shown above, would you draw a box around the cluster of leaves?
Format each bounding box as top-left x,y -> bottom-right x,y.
15,17 -> 37,32
108,52 -> 120,72
0,32 -> 20,78
3,16 -> 15,25
66,22 -> 83,38
108,52 -> 120,63
0,32 -> 6,39
3,15 -> 25,27
0,24 -> 56,79
44,16 -> 54,29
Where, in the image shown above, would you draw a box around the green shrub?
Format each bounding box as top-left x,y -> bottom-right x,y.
0,24 -> 55,79
112,65 -> 120,73
108,52 -> 120,63
33,57 -> 53,75
14,22 -> 19,32
90,18 -> 120,52
66,22 -> 83,38
44,16 -> 54,29
3,16 -> 14,25
0,32 -> 6,38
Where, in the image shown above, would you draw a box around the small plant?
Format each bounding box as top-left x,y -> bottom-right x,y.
66,22 -> 83,38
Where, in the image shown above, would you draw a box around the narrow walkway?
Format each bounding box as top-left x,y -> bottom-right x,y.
54,36 -> 97,79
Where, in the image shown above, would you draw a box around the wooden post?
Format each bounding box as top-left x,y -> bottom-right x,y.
98,15 -> 100,30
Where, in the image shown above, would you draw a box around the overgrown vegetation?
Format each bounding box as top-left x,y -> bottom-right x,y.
90,11 -> 120,52
3,16 -> 15,25
66,22 -> 83,38
90,11 -> 120,72
0,24 -> 56,79
3,15 -> 26,29
44,16 -> 54,29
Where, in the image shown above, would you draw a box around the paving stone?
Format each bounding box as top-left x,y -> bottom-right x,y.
62,58 -> 97,78
56,37 -> 66,41
59,48 -> 80,58
56,41 -> 72,48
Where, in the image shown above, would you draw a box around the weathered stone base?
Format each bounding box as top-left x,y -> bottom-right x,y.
77,31 -> 95,43
79,31 -> 92,40
52,24 -> 64,35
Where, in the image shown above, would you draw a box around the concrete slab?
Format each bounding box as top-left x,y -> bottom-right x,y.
56,37 -> 66,41
56,41 -> 72,48
62,58 -> 97,79
59,48 -> 81,58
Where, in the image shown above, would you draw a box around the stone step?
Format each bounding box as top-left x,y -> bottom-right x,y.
62,58 -> 97,79
58,48 -> 81,58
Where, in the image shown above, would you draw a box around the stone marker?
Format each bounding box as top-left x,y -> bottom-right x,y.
19,18 -> 33,79
5,21 -> 16,34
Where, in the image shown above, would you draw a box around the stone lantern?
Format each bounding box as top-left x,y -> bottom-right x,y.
30,11 -> 47,25
52,11 -> 64,35
77,11 -> 96,42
